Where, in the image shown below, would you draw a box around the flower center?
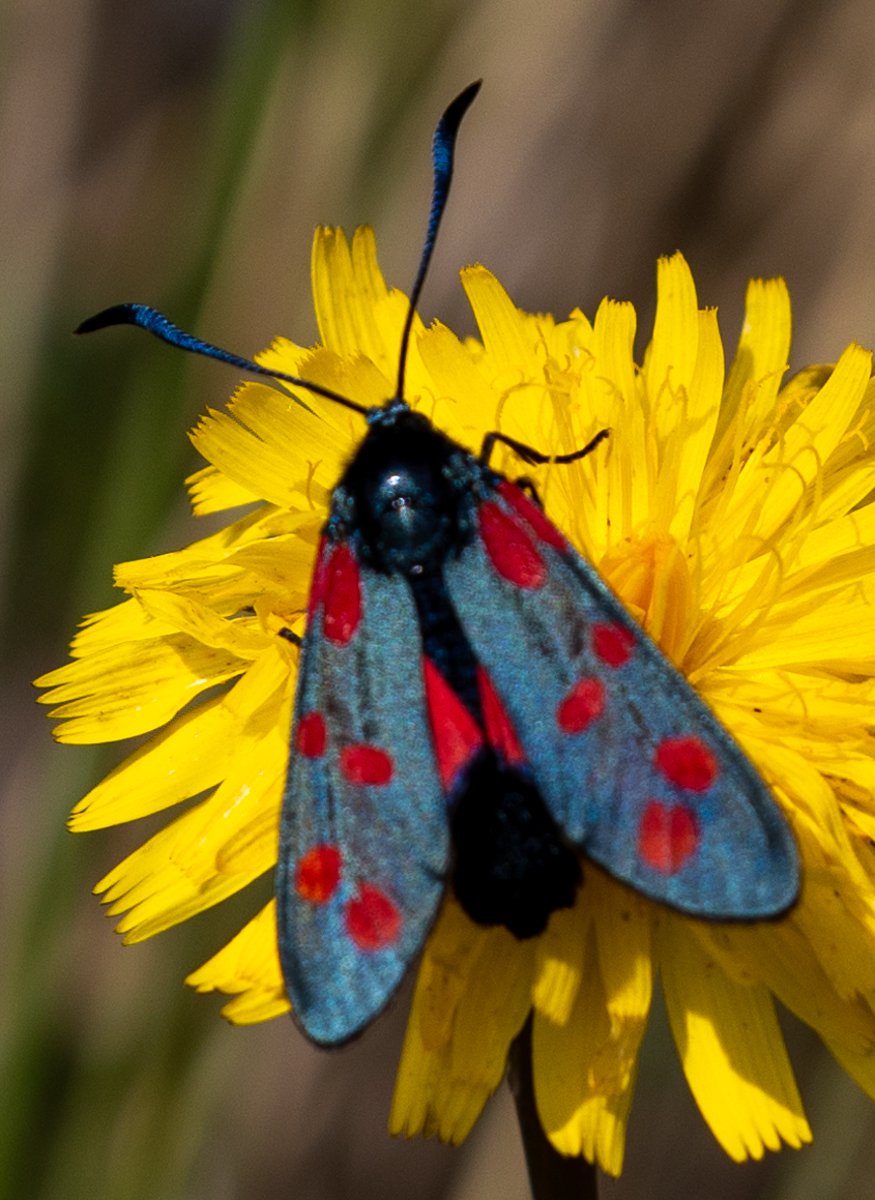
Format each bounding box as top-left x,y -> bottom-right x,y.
598,530 -> 696,667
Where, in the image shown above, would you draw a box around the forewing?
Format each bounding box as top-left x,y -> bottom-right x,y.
444,482 -> 798,918
277,540 -> 448,1045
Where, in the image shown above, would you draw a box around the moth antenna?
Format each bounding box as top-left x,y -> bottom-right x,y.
75,304 -> 370,417
394,80 -> 482,401
77,85 -> 482,416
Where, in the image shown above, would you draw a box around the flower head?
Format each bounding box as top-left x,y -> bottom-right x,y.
38,226 -> 875,1175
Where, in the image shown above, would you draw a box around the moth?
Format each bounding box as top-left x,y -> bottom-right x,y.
77,81 -> 799,1047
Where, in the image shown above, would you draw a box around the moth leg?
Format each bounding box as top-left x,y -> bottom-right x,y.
278,626 -> 302,646
479,427 -> 609,470
513,476 -> 543,507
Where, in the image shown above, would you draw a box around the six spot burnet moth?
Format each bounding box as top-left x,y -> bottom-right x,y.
77,80 -> 799,1047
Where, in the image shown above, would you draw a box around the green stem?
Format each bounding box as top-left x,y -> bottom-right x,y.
508,1017 -> 599,1200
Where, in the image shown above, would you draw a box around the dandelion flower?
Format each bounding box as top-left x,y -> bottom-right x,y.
38,224 -> 875,1176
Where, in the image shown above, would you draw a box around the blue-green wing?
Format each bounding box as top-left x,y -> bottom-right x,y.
444,483 -> 798,919
276,541 -> 448,1045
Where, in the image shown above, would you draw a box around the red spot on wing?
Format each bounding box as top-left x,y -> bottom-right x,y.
307,537 -> 329,620
323,542 -> 361,645
655,736 -> 718,792
422,658 -> 483,789
479,501 -> 546,589
296,712 -> 327,757
592,622 -> 635,667
296,845 -> 342,903
638,802 -> 699,873
340,744 -> 394,786
477,667 -> 526,765
497,481 -> 567,551
557,677 -> 605,733
345,884 -> 402,950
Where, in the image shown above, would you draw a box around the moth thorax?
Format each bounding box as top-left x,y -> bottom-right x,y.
340,413 -> 471,574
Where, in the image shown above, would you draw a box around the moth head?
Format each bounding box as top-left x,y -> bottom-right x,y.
338,411 -> 475,575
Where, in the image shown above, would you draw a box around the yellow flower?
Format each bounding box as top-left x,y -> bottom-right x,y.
37,226 -> 875,1176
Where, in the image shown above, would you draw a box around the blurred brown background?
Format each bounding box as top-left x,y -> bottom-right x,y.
4,2 -> 875,1197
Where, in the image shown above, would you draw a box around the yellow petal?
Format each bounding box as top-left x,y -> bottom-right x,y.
644,253 -> 699,406
530,873 -> 651,1176
70,643 -> 292,829
533,926 -> 638,1176
186,901 -> 290,1023
807,462 -> 875,528
590,873 -> 653,1027
227,528 -> 321,602
311,226 -> 409,376
667,307 -> 724,541
390,901 -> 490,1138
112,505 -> 291,588
61,597 -> 169,659
133,590 -> 271,658
186,464 -> 261,515
532,900 -> 590,1025
794,499 -> 875,568
190,395 -> 337,512
693,920 -> 875,1062
660,919 -> 811,1161
390,901 -> 532,1145
707,673 -> 875,756
73,697 -> 231,830
722,276 -> 791,440
463,266 -> 546,385
38,634 -> 248,744
591,296 -> 643,539
824,1028 -> 875,1100
738,595 -> 875,671
737,344 -> 872,543
96,676 -> 290,940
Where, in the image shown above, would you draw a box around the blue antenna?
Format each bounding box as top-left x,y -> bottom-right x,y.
75,83 -> 483,416
394,80 -> 481,400
75,304 -> 370,414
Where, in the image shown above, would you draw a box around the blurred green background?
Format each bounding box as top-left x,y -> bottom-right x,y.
5,2 -> 875,1197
